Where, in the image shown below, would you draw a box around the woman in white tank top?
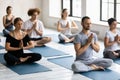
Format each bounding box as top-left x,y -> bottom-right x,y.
57,8 -> 78,43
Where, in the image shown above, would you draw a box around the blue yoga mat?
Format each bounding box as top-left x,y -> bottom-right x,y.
46,34 -> 59,42
48,56 -> 120,80
0,32 -> 4,36
48,56 -> 74,69
46,34 -> 73,45
0,54 -> 51,75
29,46 -> 69,57
80,69 -> 120,80
59,42 -> 73,46
114,59 -> 120,64
0,45 -> 4,49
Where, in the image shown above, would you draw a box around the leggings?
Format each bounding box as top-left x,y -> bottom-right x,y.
4,53 -> 42,65
103,50 -> 120,59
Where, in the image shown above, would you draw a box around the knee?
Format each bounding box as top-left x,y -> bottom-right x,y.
72,63 -> 78,72
105,59 -> 113,67
72,62 -> 90,72
4,53 -> 9,60
43,37 -> 51,42
72,63 -> 80,72
4,54 -> 15,66
35,53 -> 42,61
47,37 -> 51,42
48,37 -> 52,42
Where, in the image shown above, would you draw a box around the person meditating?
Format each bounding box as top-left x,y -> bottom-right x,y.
57,8 -> 78,43
3,6 -> 15,37
72,16 -> 113,72
23,8 -> 51,46
4,17 -> 42,65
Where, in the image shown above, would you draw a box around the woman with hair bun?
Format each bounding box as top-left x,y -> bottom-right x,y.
3,6 -> 15,37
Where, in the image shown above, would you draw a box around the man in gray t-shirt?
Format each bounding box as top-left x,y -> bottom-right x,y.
74,31 -> 97,61
72,16 -> 113,72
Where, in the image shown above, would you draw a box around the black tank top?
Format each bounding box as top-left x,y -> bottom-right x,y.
5,16 -> 13,30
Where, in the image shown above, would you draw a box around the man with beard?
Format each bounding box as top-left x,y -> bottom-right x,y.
72,16 -> 113,72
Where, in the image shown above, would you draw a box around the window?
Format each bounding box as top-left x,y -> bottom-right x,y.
116,0 -> 120,21
100,0 -> 120,23
62,0 -> 81,17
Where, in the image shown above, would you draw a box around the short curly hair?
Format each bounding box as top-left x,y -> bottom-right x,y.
28,8 -> 40,16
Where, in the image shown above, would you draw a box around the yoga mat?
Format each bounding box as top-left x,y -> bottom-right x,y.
46,34 -> 73,45
59,42 -> 73,45
29,46 -> 69,57
80,69 -> 120,80
0,46 -> 4,49
48,56 -> 120,80
46,34 -> 59,42
48,56 -> 74,69
0,32 -> 4,36
114,59 -> 120,64
0,54 -> 51,75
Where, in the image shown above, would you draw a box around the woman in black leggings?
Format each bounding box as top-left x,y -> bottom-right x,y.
4,17 -> 42,65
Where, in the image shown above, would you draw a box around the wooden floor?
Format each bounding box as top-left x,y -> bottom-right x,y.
0,29 -> 120,80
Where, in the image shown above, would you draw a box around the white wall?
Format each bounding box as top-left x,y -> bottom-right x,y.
42,0 -> 80,34
0,0 -> 42,31
41,0 -> 61,30
1,0 -> 118,40
41,0 -> 119,40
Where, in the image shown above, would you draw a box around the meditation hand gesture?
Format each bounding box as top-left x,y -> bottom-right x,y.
115,34 -> 119,43
87,33 -> 93,44
66,21 -> 70,28
112,51 -> 119,57
32,21 -> 37,30
19,40 -> 24,49
10,19 -> 13,23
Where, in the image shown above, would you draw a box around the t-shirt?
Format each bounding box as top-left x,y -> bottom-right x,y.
23,19 -> 44,38
6,34 -> 30,55
58,18 -> 72,36
104,30 -> 120,51
74,31 -> 98,61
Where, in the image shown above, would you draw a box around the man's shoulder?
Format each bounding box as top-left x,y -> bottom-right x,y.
75,32 -> 83,38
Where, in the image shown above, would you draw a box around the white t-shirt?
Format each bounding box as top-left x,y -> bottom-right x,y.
23,19 -> 44,38
58,18 -> 73,35
104,30 -> 120,51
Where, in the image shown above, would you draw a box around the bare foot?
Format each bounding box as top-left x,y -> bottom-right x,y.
90,64 -> 105,71
34,41 -> 45,47
65,37 -> 74,43
113,52 -> 119,57
20,56 -> 31,63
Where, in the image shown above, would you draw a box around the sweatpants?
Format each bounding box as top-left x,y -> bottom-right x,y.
103,50 -> 120,59
72,58 -> 113,72
4,53 -> 42,65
